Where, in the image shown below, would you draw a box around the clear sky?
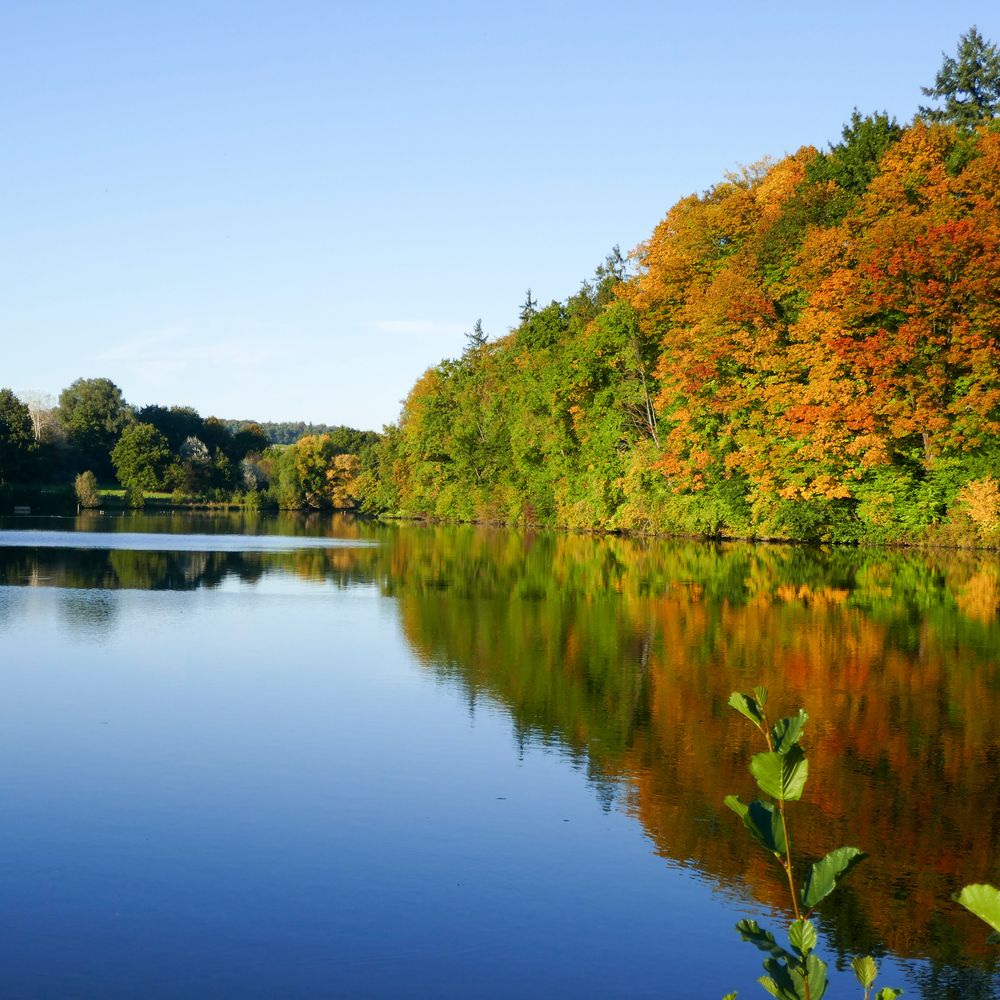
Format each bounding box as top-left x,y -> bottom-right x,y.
2,1 -> 997,431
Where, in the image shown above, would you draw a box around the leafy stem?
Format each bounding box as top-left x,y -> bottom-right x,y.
723,687 -> 899,1000
758,699 -> 808,998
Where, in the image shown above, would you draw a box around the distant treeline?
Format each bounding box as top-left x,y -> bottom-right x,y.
355,29 -> 1000,546
220,420 -> 379,448
0,384 -> 378,511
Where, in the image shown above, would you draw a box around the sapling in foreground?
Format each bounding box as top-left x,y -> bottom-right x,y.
723,686 -> 901,1000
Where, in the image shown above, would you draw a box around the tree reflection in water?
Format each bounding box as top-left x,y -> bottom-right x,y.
1,516 -> 998,990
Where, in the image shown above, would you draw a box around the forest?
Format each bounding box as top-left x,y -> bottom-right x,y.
0,379 -> 378,510
354,29 -> 1000,546
2,29 -> 998,540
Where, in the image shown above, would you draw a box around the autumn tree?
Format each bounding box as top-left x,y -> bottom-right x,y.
327,453 -> 361,509
74,470 -> 99,507
356,49 -> 1000,543
260,435 -> 367,509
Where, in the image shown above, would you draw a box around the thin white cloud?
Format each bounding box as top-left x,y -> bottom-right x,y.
97,326 -> 277,379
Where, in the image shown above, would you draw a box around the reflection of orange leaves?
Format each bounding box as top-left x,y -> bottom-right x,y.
391,535 -> 1000,963
957,568 -> 1000,624
775,584 -> 849,607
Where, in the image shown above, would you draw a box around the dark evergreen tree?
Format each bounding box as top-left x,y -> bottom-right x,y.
807,109 -> 903,196
919,26 -> 1000,128
464,318 -> 488,352
518,288 -> 538,323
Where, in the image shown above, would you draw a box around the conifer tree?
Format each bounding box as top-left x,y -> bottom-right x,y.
919,26 -> 1000,127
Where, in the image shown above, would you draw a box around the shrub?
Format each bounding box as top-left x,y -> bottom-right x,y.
74,470 -> 99,508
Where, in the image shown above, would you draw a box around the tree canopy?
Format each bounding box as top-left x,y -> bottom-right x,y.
58,378 -> 130,477
111,423 -> 172,491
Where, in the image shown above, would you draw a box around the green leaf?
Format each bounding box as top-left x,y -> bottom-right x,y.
955,883 -> 1000,935
754,685 -> 769,708
724,794 -> 748,819
874,989 -> 903,1000
729,691 -> 765,729
771,710 -> 808,754
751,745 -> 809,801
851,955 -> 878,990
788,919 -> 817,956
722,993 -> 738,1000
758,963 -> 802,1000
760,953 -> 827,1000
801,847 -> 866,910
725,796 -> 787,855
735,919 -> 790,960
803,954 -> 828,1000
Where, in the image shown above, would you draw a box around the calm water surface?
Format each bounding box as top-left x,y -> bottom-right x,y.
0,512 -> 998,998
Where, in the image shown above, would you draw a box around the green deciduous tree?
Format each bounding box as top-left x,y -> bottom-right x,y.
111,422 -> 172,491
232,422 -> 270,459
58,377 -> 130,477
136,404 -> 205,452
0,389 -> 36,483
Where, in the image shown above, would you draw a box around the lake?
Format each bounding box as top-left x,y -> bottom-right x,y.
0,512 -> 998,998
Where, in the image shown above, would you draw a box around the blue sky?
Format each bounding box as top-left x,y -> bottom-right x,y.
2,1 -> 997,430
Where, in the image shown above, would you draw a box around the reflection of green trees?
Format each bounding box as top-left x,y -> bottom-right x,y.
0,543 -> 383,594
70,510 -> 387,539
5,515 -> 1000,986
57,590 -> 119,639
386,526 -> 1000,978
